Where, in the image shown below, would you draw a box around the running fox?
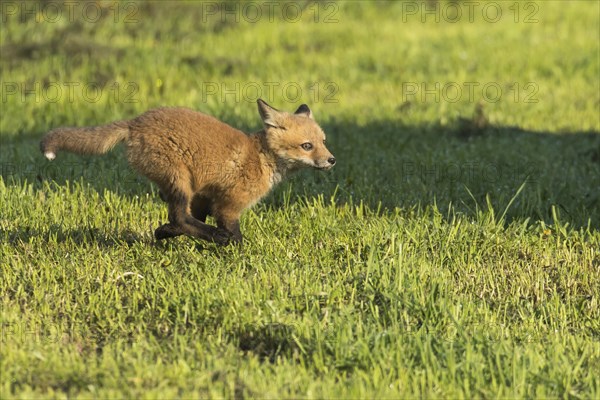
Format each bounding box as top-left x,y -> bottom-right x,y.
40,99 -> 335,245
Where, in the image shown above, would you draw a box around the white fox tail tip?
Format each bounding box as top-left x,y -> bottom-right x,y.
44,151 -> 56,160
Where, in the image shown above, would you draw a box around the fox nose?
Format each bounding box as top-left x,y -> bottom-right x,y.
328,157 -> 336,165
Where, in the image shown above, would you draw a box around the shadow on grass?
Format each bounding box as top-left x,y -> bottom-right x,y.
2,114 -> 599,231
285,116 -> 600,230
0,223 -> 231,253
237,323 -> 302,363
0,224 -> 149,248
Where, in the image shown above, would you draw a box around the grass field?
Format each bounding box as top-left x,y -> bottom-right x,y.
1,1 -> 599,398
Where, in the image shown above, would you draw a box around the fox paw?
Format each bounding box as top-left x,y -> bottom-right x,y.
212,228 -> 234,246
154,224 -> 179,240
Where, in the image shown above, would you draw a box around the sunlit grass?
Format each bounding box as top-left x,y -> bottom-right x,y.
1,1 -> 599,398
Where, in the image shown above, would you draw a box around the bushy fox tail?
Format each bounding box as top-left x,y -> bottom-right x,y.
40,120 -> 130,160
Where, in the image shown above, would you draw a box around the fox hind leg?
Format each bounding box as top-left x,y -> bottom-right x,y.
155,191 -> 189,240
154,223 -> 183,240
154,190 -> 230,245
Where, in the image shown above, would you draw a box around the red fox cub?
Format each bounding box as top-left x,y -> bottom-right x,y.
40,99 -> 335,245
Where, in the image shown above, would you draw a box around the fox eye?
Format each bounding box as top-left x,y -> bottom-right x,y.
301,142 -> 313,151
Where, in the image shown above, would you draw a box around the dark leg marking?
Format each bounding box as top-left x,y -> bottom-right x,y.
154,223 -> 184,240
158,190 -> 167,202
191,194 -> 211,223
217,218 -> 243,245
154,191 -> 230,245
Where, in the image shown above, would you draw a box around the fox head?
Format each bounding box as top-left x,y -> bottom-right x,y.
257,99 -> 335,171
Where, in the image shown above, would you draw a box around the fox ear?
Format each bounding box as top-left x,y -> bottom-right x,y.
257,99 -> 280,128
295,104 -> 313,119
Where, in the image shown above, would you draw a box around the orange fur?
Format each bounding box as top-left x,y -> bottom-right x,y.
40,99 -> 335,245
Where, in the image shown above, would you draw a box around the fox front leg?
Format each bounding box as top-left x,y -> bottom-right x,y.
216,218 -> 242,245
